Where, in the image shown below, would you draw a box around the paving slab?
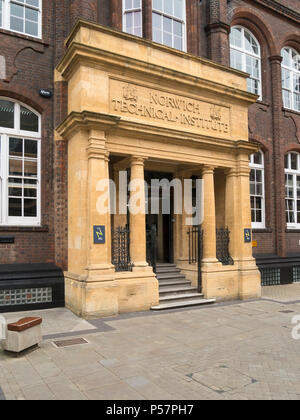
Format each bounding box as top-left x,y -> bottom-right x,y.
0,296 -> 300,400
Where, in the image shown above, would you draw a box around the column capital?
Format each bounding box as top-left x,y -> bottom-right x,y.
225,167 -> 237,177
202,165 -> 216,176
130,155 -> 147,166
87,141 -> 108,160
237,166 -> 251,177
269,55 -> 283,64
205,21 -> 231,35
87,130 -> 107,160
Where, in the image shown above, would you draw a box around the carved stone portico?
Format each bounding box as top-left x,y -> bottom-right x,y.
56,21 -> 261,318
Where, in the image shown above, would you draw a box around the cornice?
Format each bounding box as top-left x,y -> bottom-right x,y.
57,42 -> 258,106
60,20 -> 251,79
56,111 -> 121,139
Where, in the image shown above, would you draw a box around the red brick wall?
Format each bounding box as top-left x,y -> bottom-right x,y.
0,0 -> 55,265
1,0 -> 300,270
287,232 -> 300,254
228,0 -> 300,257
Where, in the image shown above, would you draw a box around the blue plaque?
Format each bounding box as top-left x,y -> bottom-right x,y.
244,229 -> 252,243
94,226 -> 105,244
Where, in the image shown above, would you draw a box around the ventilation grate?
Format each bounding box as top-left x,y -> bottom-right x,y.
53,338 -> 88,348
260,267 -> 281,286
293,266 -> 300,283
0,287 -> 52,307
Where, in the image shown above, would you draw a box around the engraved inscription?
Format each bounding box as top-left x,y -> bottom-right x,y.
110,80 -> 231,136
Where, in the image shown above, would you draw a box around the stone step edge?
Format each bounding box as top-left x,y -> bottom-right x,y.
158,278 -> 188,284
157,274 -> 185,279
151,299 -> 216,311
159,292 -> 204,302
159,286 -> 198,294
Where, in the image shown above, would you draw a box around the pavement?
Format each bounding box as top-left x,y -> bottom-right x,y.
0,285 -> 300,400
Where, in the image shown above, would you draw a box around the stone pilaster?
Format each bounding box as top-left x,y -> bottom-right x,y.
205,0 -> 230,66
269,55 -> 286,257
233,156 -> 261,300
85,130 -> 114,278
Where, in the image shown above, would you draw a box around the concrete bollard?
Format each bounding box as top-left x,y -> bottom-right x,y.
1,317 -> 42,354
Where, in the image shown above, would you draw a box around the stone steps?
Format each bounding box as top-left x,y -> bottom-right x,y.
151,263 -> 216,311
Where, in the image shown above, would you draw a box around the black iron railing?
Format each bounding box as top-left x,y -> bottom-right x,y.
216,228 -> 234,266
188,226 -> 203,292
146,225 -> 157,274
111,226 -> 133,272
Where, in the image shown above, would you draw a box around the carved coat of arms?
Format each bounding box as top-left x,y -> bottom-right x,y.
210,105 -> 222,121
123,84 -> 138,102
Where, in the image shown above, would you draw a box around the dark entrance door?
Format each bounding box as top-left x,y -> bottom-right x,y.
145,171 -> 174,265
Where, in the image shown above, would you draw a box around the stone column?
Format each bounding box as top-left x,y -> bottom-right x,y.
202,166 -> 217,261
177,172 -> 189,263
129,156 -> 147,268
113,167 -> 128,229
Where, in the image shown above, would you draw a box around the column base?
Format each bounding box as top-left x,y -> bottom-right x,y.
237,258 -> 262,300
64,267 -> 159,319
116,269 -> 159,313
201,258 -> 261,301
132,262 -> 150,270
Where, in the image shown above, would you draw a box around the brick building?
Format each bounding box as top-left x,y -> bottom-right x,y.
0,0 -> 299,314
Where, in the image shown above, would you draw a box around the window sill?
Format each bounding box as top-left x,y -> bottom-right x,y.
0,226 -> 49,233
0,28 -> 48,47
286,229 -> 300,233
283,108 -> 300,117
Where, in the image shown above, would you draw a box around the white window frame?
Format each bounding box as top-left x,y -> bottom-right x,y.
0,98 -> 41,227
122,0 -> 143,37
0,0 -> 42,39
152,0 -> 186,52
249,151 -> 265,229
285,152 -> 300,229
281,47 -> 300,113
230,25 -> 262,99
